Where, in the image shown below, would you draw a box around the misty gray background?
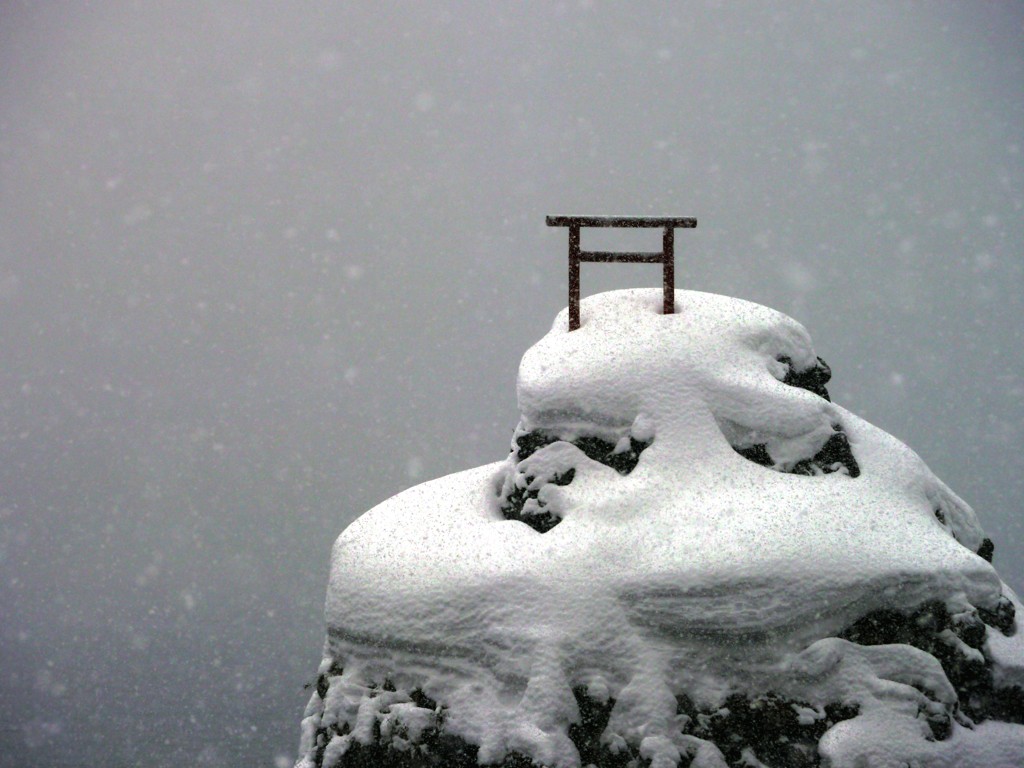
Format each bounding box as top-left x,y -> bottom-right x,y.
1,2 -> 1021,766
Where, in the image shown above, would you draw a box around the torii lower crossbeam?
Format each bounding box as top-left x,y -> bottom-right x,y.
546,215 -> 697,331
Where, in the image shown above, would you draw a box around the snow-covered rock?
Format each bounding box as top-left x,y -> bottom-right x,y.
296,289 -> 1024,768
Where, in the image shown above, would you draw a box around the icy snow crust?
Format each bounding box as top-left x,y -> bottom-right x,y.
301,290 -> 1024,767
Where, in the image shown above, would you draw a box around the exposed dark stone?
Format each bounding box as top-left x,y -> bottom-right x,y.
732,425 -> 860,479
509,429 -> 651,476
777,355 -> 832,401
310,685 -> 478,768
500,467 -> 575,533
323,736 -> 482,768
571,435 -> 649,475
568,687 -> 613,761
409,689 -> 438,711
924,705 -> 953,741
951,610 -> 987,649
308,686 -> 580,768
840,602 -> 949,648
734,443 -> 773,468
505,357 -> 845,489
986,685 -> 1024,725
430,734 -> 481,768
500,428 -> 651,533
978,595 -> 1016,635
978,538 -> 995,563
567,688 -> 638,768
512,431 -> 557,462
839,600 -> 1023,725
729,356 -> 858,477
688,692 -> 858,768
790,427 -> 860,478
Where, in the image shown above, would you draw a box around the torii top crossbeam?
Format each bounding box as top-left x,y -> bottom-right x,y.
546,215 -> 697,331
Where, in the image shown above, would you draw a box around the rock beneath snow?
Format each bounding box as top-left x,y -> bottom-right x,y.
499,423 -> 653,533
295,289 -> 1024,768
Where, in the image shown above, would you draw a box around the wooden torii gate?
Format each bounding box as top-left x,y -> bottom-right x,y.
546,215 -> 697,331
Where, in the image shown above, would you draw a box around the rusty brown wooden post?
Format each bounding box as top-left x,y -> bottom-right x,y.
663,224 -> 675,318
546,215 -> 697,331
568,223 -> 581,331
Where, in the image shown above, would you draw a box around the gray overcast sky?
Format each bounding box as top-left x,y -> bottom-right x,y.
1,2 -> 1022,766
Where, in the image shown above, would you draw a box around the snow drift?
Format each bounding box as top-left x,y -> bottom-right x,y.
296,289 -> 1024,768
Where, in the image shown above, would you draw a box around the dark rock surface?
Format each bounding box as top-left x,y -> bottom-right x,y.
729,355 -> 861,477
839,599 -> 1024,727
499,426 -> 651,534
777,355 -> 833,402
733,424 -> 860,478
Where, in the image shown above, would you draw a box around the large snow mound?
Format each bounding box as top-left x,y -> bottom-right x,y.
297,289 -> 1023,768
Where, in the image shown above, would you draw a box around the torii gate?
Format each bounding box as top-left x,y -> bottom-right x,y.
546,215 -> 697,331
